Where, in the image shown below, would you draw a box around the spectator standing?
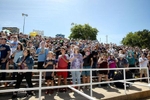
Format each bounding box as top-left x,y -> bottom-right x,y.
56,46 -> 69,92
0,37 -> 11,83
11,43 -> 24,80
91,46 -> 98,78
44,51 -> 55,94
139,53 -> 149,82
26,41 -> 36,57
117,54 -> 129,69
10,35 -> 19,54
12,49 -> 34,99
36,41 -> 48,69
108,54 -> 117,80
0,36 -> 2,66
127,53 -> 136,73
70,46 -> 83,90
97,54 -> 110,87
81,47 -> 93,89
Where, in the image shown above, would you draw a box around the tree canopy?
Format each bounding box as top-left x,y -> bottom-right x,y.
121,29 -> 150,49
69,23 -> 98,40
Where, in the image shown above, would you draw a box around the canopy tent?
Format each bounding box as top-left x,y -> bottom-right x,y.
29,32 -> 38,37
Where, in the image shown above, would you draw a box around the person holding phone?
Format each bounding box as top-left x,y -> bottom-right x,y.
97,54 -> 110,87
81,46 -> 93,89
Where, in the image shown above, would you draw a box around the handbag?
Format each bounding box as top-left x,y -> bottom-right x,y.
19,57 -> 27,69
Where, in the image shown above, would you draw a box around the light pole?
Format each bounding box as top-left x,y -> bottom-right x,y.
22,13 -> 28,34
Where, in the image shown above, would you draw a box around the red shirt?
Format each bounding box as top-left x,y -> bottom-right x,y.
58,55 -> 68,69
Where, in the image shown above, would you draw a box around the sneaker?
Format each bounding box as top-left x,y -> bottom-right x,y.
45,90 -> 49,95
77,87 -> 80,90
28,91 -> 35,96
11,94 -> 17,99
98,84 -> 101,88
126,85 -> 129,88
25,93 -> 29,97
4,83 -> 8,87
82,86 -> 85,89
108,83 -> 111,87
49,89 -> 54,94
86,86 -> 90,89
107,83 -> 111,88
87,86 -> 90,91
9,82 -> 15,85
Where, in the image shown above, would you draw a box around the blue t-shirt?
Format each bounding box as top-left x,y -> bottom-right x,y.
0,44 -> 11,59
36,48 -> 48,62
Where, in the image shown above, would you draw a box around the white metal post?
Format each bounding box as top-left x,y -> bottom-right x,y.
90,70 -> 93,97
123,69 -> 127,94
39,71 -> 42,100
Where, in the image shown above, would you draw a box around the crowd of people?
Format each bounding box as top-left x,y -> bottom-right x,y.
0,31 -> 150,98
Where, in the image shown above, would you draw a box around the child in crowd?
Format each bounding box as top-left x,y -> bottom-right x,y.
44,51 -> 56,94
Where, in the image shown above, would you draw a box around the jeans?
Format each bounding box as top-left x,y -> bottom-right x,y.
92,62 -> 97,76
12,63 -> 17,80
108,70 -> 115,79
71,71 -> 81,85
1,62 -> 7,80
15,72 -> 33,94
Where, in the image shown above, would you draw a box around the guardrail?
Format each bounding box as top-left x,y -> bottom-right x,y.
0,67 -> 149,100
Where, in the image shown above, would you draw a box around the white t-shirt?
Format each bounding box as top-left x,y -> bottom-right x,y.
139,57 -> 148,68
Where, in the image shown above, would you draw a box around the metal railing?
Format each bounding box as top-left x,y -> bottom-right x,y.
0,67 -> 149,100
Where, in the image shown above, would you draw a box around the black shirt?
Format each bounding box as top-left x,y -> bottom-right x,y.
0,44 -> 10,59
82,51 -> 93,66
45,59 -> 56,76
92,50 -> 98,63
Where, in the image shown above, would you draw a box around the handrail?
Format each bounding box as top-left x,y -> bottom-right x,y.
68,85 -> 96,100
0,67 -> 147,72
0,67 -> 149,100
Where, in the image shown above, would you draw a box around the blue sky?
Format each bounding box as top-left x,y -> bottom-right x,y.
0,0 -> 150,45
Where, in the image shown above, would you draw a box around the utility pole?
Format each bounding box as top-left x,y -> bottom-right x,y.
106,35 -> 108,43
22,13 -> 28,34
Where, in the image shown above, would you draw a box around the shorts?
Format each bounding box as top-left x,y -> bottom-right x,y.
140,69 -> 147,74
82,66 -> 91,76
38,62 -> 44,69
45,76 -> 54,80
99,70 -> 108,75
57,71 -> 68,78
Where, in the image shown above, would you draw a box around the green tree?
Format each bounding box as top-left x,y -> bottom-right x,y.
121,29 -> 150,49
69,23 -> 98,40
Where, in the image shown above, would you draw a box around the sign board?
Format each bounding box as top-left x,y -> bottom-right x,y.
33,29 -> 44,37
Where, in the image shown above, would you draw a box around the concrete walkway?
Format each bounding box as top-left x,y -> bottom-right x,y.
0,82 -> 150,100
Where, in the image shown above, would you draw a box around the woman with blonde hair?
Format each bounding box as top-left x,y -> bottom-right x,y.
36,41 -> 48,69
44,51 -> 56,94
70,46 -> 83,90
